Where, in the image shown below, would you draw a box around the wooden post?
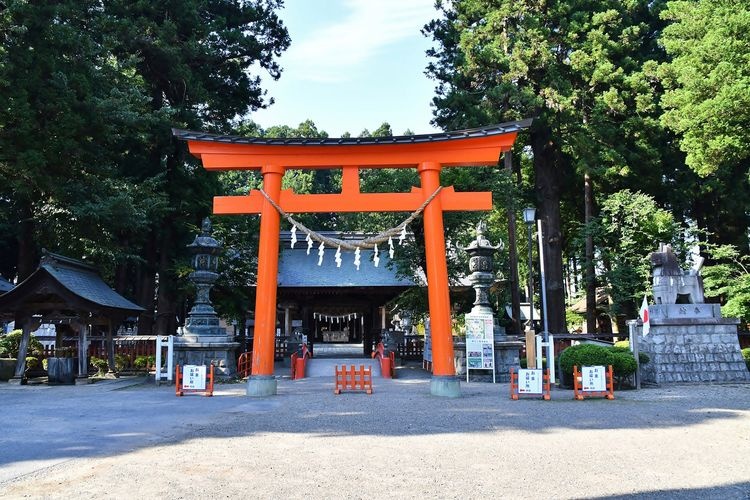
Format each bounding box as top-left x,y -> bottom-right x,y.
76,321 -> 89,383
10,317 -> 32,384
525,328 -> 536,368
106,319 -> 117,376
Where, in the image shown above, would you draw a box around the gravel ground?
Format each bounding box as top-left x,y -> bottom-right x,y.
0,363 -> 749,499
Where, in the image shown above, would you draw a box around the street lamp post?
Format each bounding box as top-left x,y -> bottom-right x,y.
522,207 -> 536,333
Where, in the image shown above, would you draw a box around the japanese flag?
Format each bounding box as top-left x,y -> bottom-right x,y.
639,295 -> 650,335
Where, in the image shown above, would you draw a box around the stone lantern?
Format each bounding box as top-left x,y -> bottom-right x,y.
173,218 -> 238,378
185,218 -> 223,330
463,220 -> 502,315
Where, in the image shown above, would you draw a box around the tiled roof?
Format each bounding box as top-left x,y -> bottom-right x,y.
37,253 -> 144,311
172,119 -> 532,146
0,252 -> 144,313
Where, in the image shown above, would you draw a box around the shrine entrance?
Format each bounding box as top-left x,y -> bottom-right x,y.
174,119 -> 530,397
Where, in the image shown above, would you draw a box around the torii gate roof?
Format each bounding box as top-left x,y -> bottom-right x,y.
172,119 -> 532,170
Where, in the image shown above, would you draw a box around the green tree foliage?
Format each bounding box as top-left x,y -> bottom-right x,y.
424,0 -> 676,333
702,244 -> 750,326
588,190 -> 681,320
659,0 -> 750,251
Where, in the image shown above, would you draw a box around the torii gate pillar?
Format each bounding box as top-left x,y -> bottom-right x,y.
174,119 -> 531,398
418,161 -> 459,396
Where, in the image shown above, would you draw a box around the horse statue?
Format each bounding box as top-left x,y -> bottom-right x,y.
649,243 -> 705,304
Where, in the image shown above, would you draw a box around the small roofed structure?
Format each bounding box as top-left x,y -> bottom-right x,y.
0,251 -> 144,384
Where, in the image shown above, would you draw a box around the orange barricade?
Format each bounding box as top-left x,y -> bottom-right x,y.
290,343 -> 312,380
334,365 -> 373,395
573,365 -> 615,400
371,343 -> 395,379
175,364 -> 214,397
237,351 -> 252,378
509,367 -> 551,400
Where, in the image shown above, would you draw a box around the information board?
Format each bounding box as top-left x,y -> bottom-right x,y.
517,368 -> 543,394
423,318 -> 432,364
182,364 -> 206,390
582,365 -> 606,392
465,312 -> 495,382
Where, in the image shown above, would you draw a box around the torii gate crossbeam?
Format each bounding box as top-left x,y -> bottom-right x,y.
174,119 -> 531,397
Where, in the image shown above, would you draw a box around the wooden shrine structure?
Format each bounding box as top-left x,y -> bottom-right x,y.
0,251 -> 144,384
174,119 -> 531,397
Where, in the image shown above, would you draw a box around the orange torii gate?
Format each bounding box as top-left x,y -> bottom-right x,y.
174,119 -> 531,397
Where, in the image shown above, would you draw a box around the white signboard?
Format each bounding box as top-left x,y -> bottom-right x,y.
465,312 -> 495,383
582,365 -> 606,392
182,364 -> 206,390
423,319 -> 432,364
518,368 -> 543,394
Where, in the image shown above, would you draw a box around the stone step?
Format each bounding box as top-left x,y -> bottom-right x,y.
304,358 -> 382,378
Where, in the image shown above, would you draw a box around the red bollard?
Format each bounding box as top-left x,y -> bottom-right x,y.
293,355 -> 306,380
380,356 -> 392,379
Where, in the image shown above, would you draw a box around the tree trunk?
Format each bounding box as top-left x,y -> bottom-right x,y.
531,127 -> 566,334
504,151 -> 522,334
584,172 -> 598,333
135,229 -> 158,335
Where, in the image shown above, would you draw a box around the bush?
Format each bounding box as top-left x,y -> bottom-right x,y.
742,348 -> 750,371
25,356 -> 40,371
610,344 -> 650,365
559,344 -> 615,376
133,355 -> 155,370
0,330 -> 44,358
90,356 -> 109,375
114,354 -> 130,372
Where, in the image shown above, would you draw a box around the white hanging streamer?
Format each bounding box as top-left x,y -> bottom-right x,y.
290,225 -> 298,248
317,242 -> 325,266
335,245 -> 342,268
306,233 -> 313,255
354,247 -> 361,271
388,236 -> 395,259
399,225 -> 407,245
373,244 -> 380,267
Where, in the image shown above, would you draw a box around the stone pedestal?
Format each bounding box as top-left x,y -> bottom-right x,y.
174,334 -> 238,379
638,304 -> 750,384
453,329 -> 522,383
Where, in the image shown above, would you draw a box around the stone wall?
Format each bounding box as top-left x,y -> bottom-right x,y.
638,305 -> 749,384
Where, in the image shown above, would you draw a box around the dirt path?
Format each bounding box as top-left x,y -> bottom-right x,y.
1,372 -> 749,499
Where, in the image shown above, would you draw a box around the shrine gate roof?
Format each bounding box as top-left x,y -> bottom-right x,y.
172,119 -> 532,147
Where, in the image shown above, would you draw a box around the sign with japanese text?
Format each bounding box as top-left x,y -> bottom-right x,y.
517,368 -> 543,394
182,364 -> 206,390
465,312 -> 495,377
582,365 -> 606,392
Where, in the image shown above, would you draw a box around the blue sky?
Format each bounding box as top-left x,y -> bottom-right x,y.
251,0 -> 443,137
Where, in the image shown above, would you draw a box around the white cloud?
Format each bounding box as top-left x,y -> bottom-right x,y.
285,0 -> 436,83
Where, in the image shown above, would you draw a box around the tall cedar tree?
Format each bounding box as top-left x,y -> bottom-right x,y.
103,0 -> 289,334
659,0 -> 750,253
425,0 -> 674,332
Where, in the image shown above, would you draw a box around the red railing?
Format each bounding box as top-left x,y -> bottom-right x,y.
237,351 -> 252,378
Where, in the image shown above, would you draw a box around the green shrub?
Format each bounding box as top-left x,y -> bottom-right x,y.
560,344 -> 615,376
0,330 -> 44,358
25,356 -> 40,371
42,358 -> 48,371
610,345 -> 650,365
742,348 -> 750,371
114,354 -> 130,372
90,356 -> 109,375
133,355 -> 155,370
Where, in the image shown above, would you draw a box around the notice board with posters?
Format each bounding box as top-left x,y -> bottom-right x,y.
465,311 -> 495,383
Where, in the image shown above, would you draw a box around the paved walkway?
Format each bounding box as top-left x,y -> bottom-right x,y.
0,363 -> 749,499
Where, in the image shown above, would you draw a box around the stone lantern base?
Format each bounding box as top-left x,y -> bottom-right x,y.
173,333 -> 239,379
